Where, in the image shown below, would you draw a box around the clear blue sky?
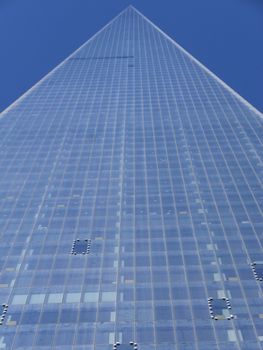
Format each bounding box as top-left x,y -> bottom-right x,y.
0,0 -> 262,112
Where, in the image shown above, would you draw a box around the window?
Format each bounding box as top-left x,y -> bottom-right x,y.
48,293 -> 63,304
251,262 -> 263,281
0,304 -> 8,325
113,342 -> 138,350
12,294 -> 28,305
208,297 -> 234,320
84,292 -> 99,302
66,292 -> 81,303
101,291 -> 116,302
71,239 -> 91,254
29,294 -> 45,304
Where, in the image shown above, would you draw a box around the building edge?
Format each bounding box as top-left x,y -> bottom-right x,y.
130,5 -> 263,120
1,5 -> 262,120
0,6 -> 129,118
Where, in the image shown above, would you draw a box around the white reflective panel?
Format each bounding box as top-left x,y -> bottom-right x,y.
47,293 -> 63,304
84,292 -> 99,302
227,330 -> 238,342
66,292 -> 81,303
101,291 -> 116,302
29,294 -> 46,304
12,294 -> 28,305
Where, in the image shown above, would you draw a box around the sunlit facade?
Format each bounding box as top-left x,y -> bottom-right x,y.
0,6 -> 263,350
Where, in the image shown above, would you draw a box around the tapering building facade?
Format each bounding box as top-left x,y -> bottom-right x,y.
0,6 -> 262,350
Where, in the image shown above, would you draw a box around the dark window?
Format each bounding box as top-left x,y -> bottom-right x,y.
251,262 -> 263,281
113,342 -> 138,350
21,310 -> 40,324
40,310 -> 59,324
71,239 -> 91,255
155,306 -> 172,320
0,304 -> 8,325
79,307 -> 96,322
60,308 -> 78,323
208,298 -> 234,320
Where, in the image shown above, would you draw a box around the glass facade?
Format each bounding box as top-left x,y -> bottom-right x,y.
0,6 -> 262,350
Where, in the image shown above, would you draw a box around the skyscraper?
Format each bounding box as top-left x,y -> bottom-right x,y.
0,5 -> 262,350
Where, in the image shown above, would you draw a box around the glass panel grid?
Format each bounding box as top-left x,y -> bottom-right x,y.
0,6 -> 262,350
